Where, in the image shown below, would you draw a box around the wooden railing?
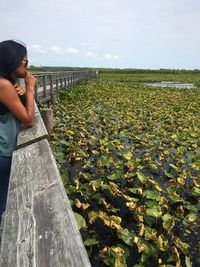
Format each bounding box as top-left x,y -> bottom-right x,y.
0,70 -> 95,266
33,70 -> 98,104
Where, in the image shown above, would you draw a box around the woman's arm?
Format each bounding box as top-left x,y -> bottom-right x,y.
14,84 -> 25,96
0,74 -> 36,128
14,84 -> 26,106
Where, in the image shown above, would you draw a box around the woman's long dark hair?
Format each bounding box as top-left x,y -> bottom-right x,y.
0,40 -> 27,84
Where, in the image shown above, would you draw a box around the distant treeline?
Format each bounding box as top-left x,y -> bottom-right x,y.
30,65 -> 200,74
30,65 -> 93,72
99,68 -> 200,74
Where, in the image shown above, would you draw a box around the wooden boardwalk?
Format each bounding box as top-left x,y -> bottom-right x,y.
33,70 -> 98,104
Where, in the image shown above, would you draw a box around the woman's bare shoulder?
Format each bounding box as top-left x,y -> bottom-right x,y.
0,77 -> 12,85
0,79 -> 15,102
0,78 -> 12,88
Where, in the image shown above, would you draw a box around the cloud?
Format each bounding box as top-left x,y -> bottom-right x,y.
28,44 -> 45,54
86,51 -> 119,61
86,51 -> 102,60
50,46 -> 79,55
113,55 -> 119,60
86,52 -> 94,57
104,54 -> 119,60
30,44 -> 41,49
104,54 -> 112,59
67,46 -> 79,54
50,46 -> 63,54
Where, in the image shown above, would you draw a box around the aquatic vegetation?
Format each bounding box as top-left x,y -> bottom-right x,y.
49,77 -> 200,267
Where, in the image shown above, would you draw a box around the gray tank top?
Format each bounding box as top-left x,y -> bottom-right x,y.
0,78 -> 21,157
0,110 -> 20,157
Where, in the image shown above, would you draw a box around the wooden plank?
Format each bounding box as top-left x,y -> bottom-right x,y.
17,103 -> 48,149
0,139 -> 91,267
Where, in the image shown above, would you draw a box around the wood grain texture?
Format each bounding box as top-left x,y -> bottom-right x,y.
17,103 -> 48,149
0,140 -> 91,267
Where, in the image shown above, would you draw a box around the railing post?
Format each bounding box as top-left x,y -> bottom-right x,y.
67,77 -> 70,88
41,108 -> 54,133
64,77 -> 67,88
60,78 -> 63,89
56,79 -> 59,95
42,75 -> 47,98
34,80 -> 39,103
49,74 -> 53,96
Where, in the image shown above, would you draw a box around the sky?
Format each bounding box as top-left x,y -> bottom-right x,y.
1,0 -> 200,69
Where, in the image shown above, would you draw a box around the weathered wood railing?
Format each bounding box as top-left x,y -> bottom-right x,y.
0,70 -> 95,266
0,104 -> 91,267
33,70 -> 98,104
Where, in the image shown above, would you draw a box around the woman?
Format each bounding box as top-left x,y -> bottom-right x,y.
0,40 -> 36,223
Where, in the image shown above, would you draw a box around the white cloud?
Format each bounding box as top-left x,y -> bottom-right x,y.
86,51 -> 102,60
28,44 -> 45,54
86,51 -> 119,61
67,46 -> 79,54
104,54 -> 112,59
104,54 -> 119,60
86,52 -> 94,57
113,54 -> 119,60
30,44 -> 41,49
50,46 -> 79,55
50,46 -> 63,54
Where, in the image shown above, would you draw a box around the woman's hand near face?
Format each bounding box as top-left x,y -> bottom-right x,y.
25,72 -> 36,91
14,84 -> 25,96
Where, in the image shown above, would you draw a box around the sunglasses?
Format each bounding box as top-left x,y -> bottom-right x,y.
21,59 -> 29,67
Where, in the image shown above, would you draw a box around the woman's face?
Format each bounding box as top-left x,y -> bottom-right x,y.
12,56 -> 29,78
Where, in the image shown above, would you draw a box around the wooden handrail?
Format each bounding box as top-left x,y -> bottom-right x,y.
17,103 -> 48,149
0,139 -> 91,267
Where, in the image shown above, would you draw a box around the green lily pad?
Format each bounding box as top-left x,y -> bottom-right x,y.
137,172 -> 147,184
73,212 -> 87,230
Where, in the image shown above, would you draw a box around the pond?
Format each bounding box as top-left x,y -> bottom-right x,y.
145,81 -> 197,89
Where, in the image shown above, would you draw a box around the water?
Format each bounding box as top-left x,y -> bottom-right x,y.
145,81 -> 197,89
